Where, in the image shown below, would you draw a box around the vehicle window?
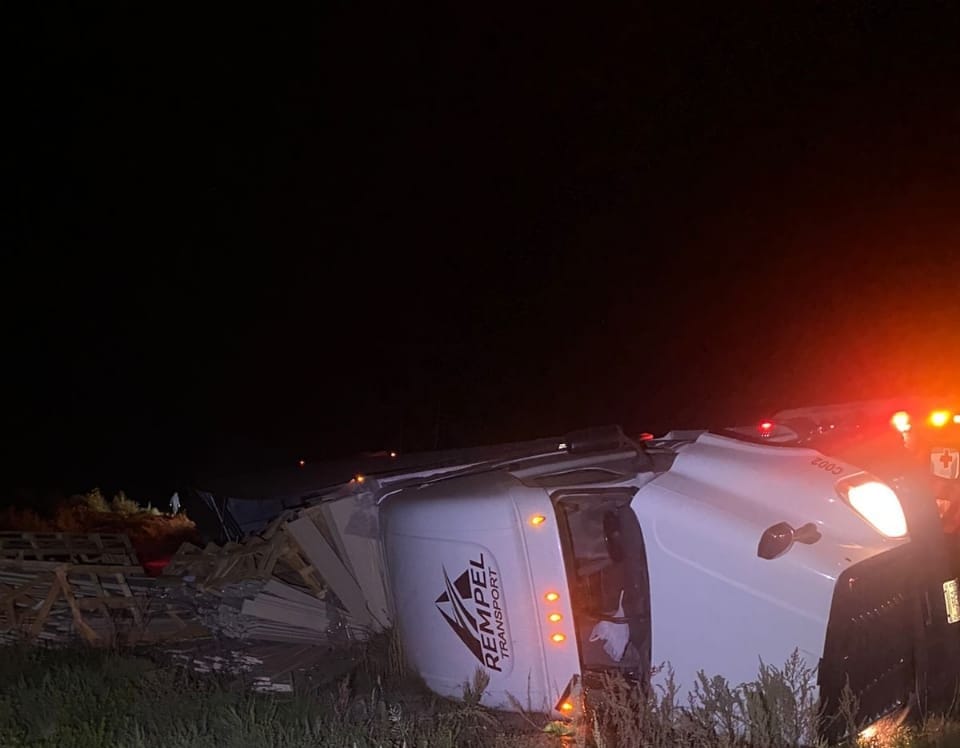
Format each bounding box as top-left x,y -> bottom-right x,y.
553,489 -> 651,680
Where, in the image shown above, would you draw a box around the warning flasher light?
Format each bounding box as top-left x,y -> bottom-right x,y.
931,410 -> 953,428
891,411 -> 911,433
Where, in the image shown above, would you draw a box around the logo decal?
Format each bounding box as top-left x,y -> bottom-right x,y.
435,552 -> 512,672
933,448 -> 960,480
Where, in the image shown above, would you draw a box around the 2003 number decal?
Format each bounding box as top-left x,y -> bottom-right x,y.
811,456 -> 843,475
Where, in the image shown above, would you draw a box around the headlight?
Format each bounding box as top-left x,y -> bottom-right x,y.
836,474 -> 908,538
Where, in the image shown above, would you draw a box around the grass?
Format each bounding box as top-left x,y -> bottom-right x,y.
2,638 -> 960,748
0,636 -> 551,748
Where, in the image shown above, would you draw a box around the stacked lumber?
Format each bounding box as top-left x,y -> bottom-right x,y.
171,577 -> 346,645
0,555 -> 204,646
162,492 -> 391,645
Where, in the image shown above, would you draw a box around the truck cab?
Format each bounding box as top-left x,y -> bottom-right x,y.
378,425 -> 960,739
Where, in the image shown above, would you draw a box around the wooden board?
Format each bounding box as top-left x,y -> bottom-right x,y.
313,498 -> 391,628
283,517 -> 374,630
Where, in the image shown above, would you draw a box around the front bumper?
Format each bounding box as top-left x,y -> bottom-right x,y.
818,541 -> 960,742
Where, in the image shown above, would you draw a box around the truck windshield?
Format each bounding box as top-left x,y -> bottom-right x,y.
554,489 -> 651,682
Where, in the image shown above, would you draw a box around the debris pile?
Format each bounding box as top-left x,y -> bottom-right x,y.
0,491 -> 392,691
161,496 -> 391,645
164,637 -> 356,693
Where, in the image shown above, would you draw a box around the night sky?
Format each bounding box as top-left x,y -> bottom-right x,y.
4,5 -> 960,505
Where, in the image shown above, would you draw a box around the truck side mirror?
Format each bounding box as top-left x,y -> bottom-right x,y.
757,521 -> 821,560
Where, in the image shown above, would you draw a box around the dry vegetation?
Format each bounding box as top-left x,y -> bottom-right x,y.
0,488 -> 199,564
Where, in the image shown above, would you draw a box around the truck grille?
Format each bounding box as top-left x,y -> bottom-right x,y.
819,544 -> 917,740
818,542 -> 960,741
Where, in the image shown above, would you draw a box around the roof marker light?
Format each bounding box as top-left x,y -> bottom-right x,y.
548,613 -> 562,623
544,591 -> 560,602
530,514 -> 547,526
551,633 -> 566,643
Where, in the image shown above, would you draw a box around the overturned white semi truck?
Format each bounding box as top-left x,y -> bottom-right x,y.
182,422 -> 960,741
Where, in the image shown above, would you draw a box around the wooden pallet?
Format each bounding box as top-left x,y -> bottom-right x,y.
0,531 -> 137,565
0,559 -> 204,646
